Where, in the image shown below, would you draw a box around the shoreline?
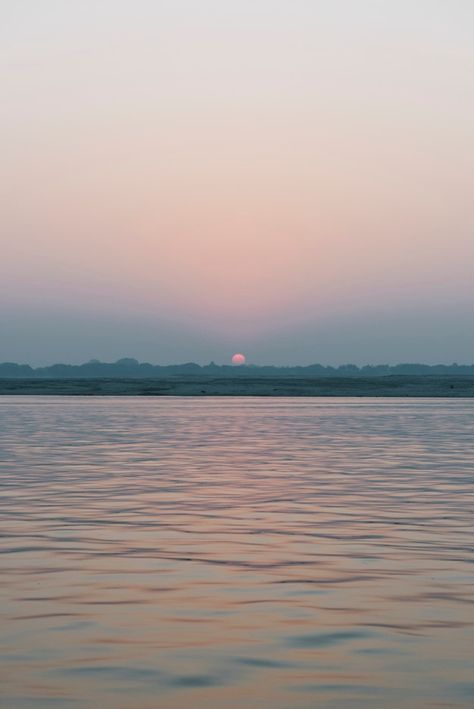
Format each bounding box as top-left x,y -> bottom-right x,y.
1,376 -> 474,397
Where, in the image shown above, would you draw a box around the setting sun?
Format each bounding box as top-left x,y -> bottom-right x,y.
231,353 -> 246,365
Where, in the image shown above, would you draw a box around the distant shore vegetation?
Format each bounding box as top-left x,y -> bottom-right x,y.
1,358 -> 473,379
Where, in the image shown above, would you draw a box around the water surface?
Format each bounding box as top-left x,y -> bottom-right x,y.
0,397 -> 473,708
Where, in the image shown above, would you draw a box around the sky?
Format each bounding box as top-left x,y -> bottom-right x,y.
1,0 -> 473,366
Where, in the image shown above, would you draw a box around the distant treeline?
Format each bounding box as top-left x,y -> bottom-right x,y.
1,358 -> 474,379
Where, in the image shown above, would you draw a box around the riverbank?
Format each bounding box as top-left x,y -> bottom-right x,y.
1,376 -> 474,396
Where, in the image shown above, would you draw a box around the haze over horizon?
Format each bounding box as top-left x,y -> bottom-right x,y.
2,1 -> 474,365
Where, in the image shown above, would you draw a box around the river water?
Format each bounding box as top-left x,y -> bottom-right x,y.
0,397 -> 473,708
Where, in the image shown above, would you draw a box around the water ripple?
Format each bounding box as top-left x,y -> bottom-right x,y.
0,396 -> 473,709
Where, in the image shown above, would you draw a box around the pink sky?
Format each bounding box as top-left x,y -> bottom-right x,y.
1,1 -> 474,364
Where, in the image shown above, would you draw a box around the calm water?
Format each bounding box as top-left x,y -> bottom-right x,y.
0,397 -> 473,709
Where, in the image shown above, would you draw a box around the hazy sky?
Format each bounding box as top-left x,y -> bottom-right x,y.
2,1 -> 473,365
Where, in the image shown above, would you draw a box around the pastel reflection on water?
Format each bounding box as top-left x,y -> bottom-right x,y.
0,397 -> 473,708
